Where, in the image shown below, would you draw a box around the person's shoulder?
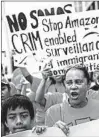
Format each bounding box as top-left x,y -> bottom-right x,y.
88,98 -> 99,107
91,98 -> 99,104
45,92 -> 68,103
88,99 -> 99,119
45,92 -> 62,97
47,103 -> 62,113
48,100 -> 68,112
46,103 -> 62,121
47,101 -> 68,120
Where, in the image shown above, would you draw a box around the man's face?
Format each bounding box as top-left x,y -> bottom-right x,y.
1,85 -> 10,103
5,107 -> 32,133
65,68 -> 90,106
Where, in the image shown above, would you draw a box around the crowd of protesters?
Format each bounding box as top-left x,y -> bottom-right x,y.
1,63 -> 99,136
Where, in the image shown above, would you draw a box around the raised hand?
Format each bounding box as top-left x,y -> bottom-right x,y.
42,63 -> 52,80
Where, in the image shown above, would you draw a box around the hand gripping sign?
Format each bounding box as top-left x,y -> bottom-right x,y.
3,127 -> 66,137
3,119 -> 99,137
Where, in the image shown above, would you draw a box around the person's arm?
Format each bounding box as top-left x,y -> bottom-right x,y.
20,67 -> 33,84
35,66 -> 52,107
35,78 -> 47,106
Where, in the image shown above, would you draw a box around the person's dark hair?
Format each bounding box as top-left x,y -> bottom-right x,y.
49,77 -> 56,84
2,94 -> 34,124
1,78 -> 11,91
1,64 -> 4,76
65,65 -> 90,84
45,75 -> 65,93
25,75 -> 33,85
1,83 -> 11,92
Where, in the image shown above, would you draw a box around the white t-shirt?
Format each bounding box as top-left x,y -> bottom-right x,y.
35,92 -> 68,125
45,99 -> 99,127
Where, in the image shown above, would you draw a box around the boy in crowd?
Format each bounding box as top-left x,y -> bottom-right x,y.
1,77 -> 18,136
45,65 -> 99,135
2,94 -> 34,135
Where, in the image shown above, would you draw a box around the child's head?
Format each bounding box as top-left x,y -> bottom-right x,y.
2,94 -> 34,133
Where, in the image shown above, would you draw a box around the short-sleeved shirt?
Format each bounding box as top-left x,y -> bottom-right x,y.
35,92 -> 68,125
45,99 -> 99,127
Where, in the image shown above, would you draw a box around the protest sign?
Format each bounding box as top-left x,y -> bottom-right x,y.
3,127 -> 66,137
69,119 -> 99,136
3,119 -> 99,137
3,2 -> 99,76
3,2 -> 74,72
38,10 -> 99,75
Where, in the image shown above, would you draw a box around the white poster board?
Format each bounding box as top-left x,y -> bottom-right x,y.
38,10 -> 99,74
69,119 -> 99,136
3,127 -> 66,137
3,2 -> 99,76
3,2 -> 75,73
3,119 -> 99,137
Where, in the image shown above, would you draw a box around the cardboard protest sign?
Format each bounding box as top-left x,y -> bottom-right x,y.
38,10 -> 99,74
3,127 -> 66,137
69,119 -> 99,136
3,119 -> 99,137
3,2 -> 75,71
3,2 -> 99,75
